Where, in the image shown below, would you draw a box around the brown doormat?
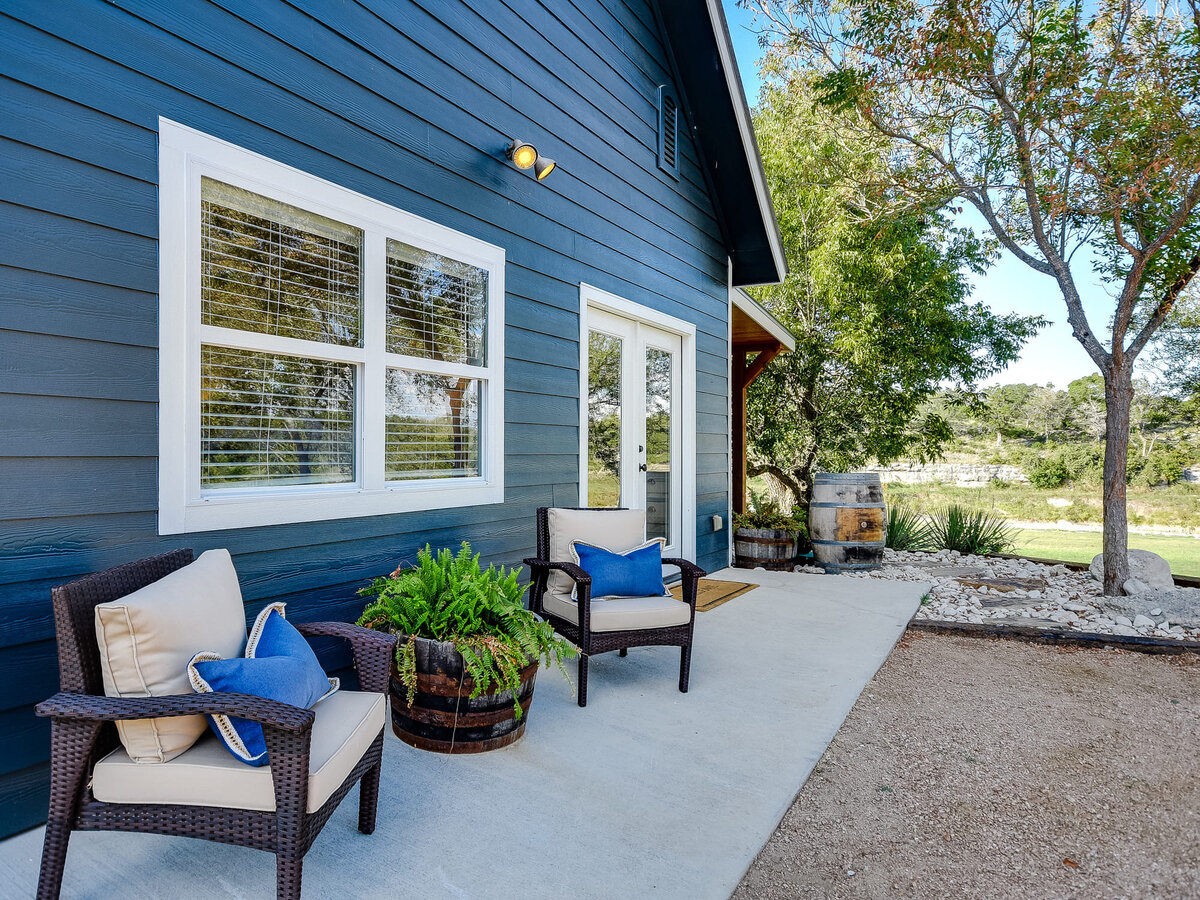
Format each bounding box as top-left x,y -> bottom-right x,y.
670,579 -> 758,612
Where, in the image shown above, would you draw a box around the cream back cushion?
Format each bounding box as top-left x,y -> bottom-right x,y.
95,549 -> 248,763
545,508 -> 647,594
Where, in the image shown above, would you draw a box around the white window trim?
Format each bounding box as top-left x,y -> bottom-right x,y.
577,283 -> 697,564
158,118 -> 505,534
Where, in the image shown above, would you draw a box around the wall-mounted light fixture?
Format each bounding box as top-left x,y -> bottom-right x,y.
506,138 -> 556,182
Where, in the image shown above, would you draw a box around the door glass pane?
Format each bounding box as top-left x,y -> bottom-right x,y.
645,347 -> 672,541
587,331 -> 622,508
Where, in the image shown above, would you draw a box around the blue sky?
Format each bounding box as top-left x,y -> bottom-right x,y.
722,1 -> 1108,389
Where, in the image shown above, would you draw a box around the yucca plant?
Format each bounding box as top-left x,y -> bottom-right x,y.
927,504 -> 1015,556
357,543 -> 576,717
885,504 -> 934,551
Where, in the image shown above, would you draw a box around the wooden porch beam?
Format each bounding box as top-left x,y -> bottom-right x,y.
732,340 -> 783,515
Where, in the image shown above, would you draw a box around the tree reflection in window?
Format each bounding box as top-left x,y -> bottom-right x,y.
386,241 -> 486,366
201,346 -> 355,488
385,370 -> 480,480
201,179 -> 362,347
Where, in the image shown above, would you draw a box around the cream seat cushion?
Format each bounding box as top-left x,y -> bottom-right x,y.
545,508 -> 647,595
92,690 -> 385,813
542,591 -> 691,632
94,549 -> 247,763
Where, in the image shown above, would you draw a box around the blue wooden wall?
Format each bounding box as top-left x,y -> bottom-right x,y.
0,0 -> 732,836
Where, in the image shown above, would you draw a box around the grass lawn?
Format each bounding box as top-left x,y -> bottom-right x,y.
1010,528 -> 1200,577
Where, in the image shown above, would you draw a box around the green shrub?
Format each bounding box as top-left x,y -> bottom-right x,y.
886,504 -> 934,551
734,491 -> 807,534
1128,446 -> 1187,487
928,504 -> 1016,555
1027,457 -> 1069,488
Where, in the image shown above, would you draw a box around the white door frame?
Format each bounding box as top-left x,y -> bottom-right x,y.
578,283 -> 697,563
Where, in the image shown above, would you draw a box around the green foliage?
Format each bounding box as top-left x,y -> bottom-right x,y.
744,80 -> 1041,505
1026,457 -> 1070,489
357,543 -> 576,716
927,505 -> 1016,556
733,492 -> 808,535
1128,445 -> 1189,488
885,505 -> 934,551
748,0 -> 1200,593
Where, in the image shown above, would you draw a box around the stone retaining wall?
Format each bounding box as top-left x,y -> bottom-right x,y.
866,462 -> 1029,486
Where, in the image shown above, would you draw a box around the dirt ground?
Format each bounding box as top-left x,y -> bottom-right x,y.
733,633 -> 1200,900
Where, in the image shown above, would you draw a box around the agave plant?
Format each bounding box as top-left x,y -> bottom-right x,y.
357,543 -> 576,716
927,504 -> 1015,556
885,505 -> 933,551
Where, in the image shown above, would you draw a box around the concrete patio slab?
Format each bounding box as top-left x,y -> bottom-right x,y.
0,568 -> 926,899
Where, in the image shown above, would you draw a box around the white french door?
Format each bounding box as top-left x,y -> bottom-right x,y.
582,307 -> 684,558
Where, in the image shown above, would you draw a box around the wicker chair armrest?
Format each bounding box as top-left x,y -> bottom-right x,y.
295,621 -> 396,694
35,691 -> 315,733
523,558 -> 592,586
662,558 -> 706,580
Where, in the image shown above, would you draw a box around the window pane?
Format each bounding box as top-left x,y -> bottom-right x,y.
386,240 -> 486,365
201,178 -> 363,346
645,348 -> 672,542
201,345 -> 355,489
587,331 -> 622,508
385,369 -> 481,480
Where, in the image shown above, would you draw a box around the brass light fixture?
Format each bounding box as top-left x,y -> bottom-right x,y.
506,139 -> 538,171
506,138 -> 556,182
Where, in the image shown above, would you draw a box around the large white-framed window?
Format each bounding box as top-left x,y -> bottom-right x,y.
158,119 -> 505,534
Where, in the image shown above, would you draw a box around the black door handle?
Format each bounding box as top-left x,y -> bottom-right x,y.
639,463 -> 648,472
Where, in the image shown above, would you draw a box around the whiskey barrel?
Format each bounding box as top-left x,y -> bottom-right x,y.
810,473 -> 886,572
390,636 -> 538,754
733,527 -> 799,571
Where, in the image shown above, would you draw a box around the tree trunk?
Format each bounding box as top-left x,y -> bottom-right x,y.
1101,366 -> 1134,596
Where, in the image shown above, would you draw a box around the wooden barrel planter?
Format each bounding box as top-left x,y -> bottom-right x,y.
810,473 -> 886,573
734,527 -> 799,571
390,636 -> 538,754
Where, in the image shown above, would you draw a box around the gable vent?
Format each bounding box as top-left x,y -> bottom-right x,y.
657,85 -> 680,177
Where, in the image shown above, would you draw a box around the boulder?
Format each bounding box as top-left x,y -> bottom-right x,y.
1089,550 -> 1174,590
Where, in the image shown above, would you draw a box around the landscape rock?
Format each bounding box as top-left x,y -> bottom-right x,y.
1123,578 -> 1150,595
875,549 -> 1200,641
1089,549 -> 1174,590
1132,615 -> 1156,628
1099,589 -> 1200,629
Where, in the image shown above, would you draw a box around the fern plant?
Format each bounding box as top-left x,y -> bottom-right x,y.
357,543 -> 576,717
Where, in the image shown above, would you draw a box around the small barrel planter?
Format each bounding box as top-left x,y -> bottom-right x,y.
810,472 -> 886,573
390,635 -> 538,754
734,526 -> 799,571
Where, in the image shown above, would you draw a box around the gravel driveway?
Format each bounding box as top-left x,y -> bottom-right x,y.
733,633 -> 1200,900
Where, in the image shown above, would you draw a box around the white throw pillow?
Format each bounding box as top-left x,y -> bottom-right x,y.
95,549 -> 248,763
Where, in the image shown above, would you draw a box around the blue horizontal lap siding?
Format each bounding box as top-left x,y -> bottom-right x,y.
0,0 -> 732,836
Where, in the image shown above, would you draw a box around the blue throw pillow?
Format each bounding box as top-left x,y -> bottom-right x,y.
188,603 -> 338,766
570,539 -> 669,599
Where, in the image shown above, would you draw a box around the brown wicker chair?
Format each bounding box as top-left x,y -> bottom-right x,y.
35,549 -> 396,900
524,507 -> 704,707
